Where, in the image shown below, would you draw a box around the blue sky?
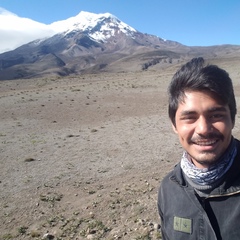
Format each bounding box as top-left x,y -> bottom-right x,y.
0,0 -> 240,46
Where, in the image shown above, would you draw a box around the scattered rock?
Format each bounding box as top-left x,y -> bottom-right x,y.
43,233 -> 55,239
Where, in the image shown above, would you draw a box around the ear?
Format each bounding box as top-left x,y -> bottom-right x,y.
172,123 -> 178,134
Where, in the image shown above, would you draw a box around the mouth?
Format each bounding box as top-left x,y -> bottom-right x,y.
191,138 -> 220,152
193,139 -> 218,146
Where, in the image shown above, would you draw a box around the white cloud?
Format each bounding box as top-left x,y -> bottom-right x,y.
0,7 -> 56,53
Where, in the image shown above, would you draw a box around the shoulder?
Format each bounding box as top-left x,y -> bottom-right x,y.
160,162 -> 182,188
158,163 -> 188,212
158,163 -> 183,200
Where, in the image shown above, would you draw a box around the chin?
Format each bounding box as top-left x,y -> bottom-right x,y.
197,159 -> 218,167
191,152 -> 220,167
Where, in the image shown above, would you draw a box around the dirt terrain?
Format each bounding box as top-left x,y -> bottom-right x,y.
1,58 -> 240,239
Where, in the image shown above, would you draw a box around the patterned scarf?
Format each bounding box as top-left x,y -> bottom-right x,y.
181,138 -> 237,186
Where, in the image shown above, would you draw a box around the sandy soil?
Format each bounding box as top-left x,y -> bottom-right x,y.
1,60 -> 240,239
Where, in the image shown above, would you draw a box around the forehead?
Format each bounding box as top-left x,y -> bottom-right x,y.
177,90 -> 226,111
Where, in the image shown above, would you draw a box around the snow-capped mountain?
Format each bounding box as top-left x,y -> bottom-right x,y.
0,10 -> 186,80
1,9 -> 238,80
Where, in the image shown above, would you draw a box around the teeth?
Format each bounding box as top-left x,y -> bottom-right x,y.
195,140 -> 217,146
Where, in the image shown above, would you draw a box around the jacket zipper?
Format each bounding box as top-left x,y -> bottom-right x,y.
206,189 -> 240,199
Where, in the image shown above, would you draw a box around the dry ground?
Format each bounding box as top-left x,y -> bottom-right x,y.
0,58 -> 240,239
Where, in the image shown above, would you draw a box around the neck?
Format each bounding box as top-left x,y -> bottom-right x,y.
190,158 -> 216,169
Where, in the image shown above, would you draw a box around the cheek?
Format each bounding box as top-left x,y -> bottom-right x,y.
176,130 -> 194,145
176,124 -> 194,139
213,122 -> 232,134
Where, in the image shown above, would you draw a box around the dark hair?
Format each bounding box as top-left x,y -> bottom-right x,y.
168,57 -> 236,126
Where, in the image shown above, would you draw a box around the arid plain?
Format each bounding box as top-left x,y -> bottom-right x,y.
1,58 -> 240,239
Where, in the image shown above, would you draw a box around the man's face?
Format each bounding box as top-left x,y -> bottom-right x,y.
173,90 -> 234,169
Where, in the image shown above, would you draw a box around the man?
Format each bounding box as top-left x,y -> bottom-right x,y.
158,57 -> 240,240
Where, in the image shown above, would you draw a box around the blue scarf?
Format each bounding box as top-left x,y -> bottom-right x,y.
181,138 -> 237,186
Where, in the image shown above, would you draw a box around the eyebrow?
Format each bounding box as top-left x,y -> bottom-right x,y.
179,106 -> 228,116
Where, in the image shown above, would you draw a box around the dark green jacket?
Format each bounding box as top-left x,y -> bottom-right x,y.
158,139 -> 240,240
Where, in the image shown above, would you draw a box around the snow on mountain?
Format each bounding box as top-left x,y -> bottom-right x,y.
50,11 -> 137,42
0,9 -> 137,53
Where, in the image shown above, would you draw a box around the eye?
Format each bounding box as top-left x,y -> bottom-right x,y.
212,113 -> 224,118
210,113 -> 225,121
180,115 -> 196,122
212,114 -> 222,118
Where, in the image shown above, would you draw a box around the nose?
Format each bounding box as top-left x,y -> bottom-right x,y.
195,116 -> 212,136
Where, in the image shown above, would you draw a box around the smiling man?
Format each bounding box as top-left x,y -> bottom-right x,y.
158,57 -> 240,240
